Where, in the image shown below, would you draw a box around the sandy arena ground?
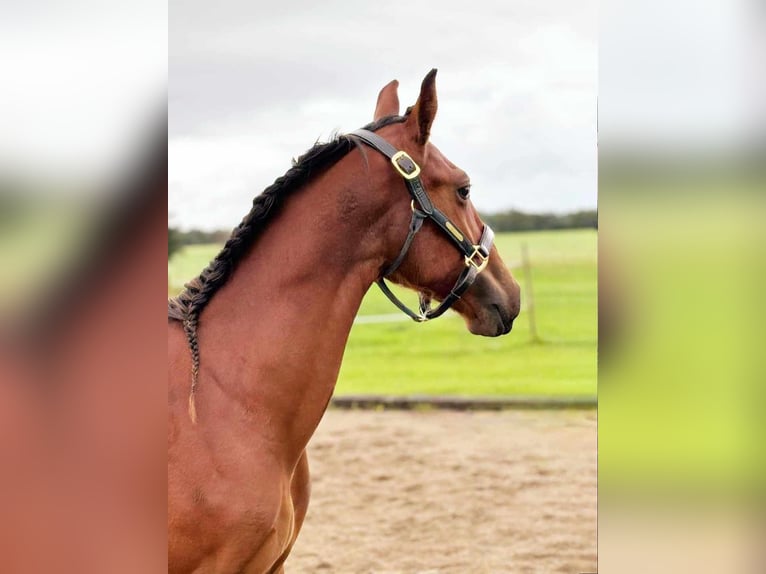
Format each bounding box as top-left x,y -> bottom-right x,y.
286,409 -> 597,573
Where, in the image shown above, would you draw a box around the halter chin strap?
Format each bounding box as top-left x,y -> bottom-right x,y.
350,128 -> 495,322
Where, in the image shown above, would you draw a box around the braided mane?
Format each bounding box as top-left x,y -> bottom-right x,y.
169,115 -> 407,421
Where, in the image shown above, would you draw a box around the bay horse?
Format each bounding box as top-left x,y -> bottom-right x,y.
168,69 -> 521,573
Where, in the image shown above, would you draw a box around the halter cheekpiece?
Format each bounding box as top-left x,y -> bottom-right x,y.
350,129 -> 495,322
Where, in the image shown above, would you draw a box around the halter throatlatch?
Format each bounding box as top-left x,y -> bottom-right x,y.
350,129 -> 495,322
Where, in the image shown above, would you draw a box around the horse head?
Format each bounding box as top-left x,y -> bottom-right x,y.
357,70 -> 521,336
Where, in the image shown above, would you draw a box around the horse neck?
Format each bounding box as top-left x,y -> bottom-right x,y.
197,153 -> 387,458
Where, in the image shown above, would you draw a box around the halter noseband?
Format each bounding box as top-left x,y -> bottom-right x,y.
350,129 -> 495,322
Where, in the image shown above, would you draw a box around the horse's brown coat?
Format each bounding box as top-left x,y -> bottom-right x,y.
167,71 -> 520,573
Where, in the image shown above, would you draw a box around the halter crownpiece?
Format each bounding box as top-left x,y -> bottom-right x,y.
349,128 -> 495,322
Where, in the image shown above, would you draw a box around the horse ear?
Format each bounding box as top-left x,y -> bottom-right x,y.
406,69 -> 438,145
373,79 -> 400,120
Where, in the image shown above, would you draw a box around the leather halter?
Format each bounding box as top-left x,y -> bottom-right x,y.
350,129 -> 495,322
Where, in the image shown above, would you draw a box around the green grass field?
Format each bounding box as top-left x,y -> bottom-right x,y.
169,229 -> 597,398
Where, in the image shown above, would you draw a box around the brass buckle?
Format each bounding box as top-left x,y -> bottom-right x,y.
391,151 -> 421,180
464,246 -> 489,272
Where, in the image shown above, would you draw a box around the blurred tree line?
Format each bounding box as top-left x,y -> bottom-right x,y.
168,228 -> 231,259
168,209 -> 597,259
480,209 -> 597,232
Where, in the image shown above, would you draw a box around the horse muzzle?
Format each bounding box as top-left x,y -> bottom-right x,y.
457,272 -> 521,337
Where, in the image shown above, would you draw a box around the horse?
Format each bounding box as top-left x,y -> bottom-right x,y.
167,69 -> 521,573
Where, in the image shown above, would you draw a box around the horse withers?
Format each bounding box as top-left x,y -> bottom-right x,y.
168,69 -> 520,573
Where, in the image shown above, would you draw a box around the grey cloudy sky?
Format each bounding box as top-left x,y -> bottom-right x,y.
169,0 -> 598,230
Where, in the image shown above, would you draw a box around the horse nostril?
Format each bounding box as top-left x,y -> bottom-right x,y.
491,304 -> 513,334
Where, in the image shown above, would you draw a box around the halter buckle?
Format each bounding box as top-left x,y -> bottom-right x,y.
465,246 -> 490,272
391,151 -> 421,180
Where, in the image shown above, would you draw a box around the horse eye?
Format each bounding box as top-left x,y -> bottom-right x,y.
457,185 -> 471,200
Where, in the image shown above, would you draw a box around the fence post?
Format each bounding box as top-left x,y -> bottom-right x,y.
521,242 -> 540,343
